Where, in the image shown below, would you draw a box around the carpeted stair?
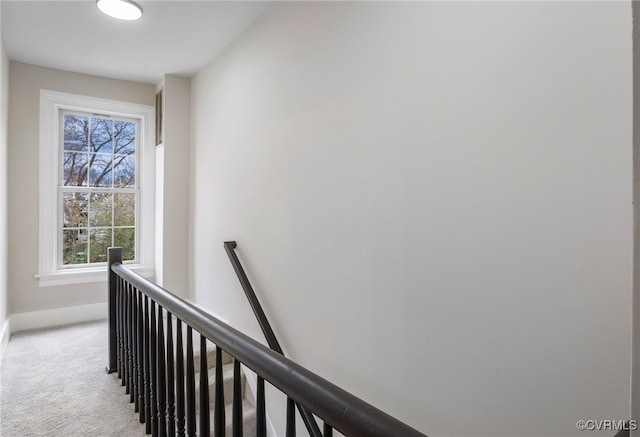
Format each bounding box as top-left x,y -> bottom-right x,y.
192,344 -> 257,436
174,322 -> 257,437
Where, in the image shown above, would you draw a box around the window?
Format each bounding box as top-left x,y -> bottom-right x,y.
61,112 -> 138,265
38,90 -> 155,286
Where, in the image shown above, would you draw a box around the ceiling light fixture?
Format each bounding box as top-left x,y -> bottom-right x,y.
96,0 -> 143,21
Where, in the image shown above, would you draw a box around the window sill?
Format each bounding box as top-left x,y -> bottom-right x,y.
35,264 -> 155,287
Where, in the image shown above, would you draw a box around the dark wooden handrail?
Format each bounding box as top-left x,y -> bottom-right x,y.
224,240 -> 322,437
107,247 -> 427,437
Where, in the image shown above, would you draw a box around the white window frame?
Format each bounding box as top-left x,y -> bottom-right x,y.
37,90 -> 155,287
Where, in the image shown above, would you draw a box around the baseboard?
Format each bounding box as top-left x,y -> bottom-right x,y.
0,318 -> 10,365
10,302 -> 108,333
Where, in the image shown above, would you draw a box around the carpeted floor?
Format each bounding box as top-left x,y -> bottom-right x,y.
0,320 -> 148,436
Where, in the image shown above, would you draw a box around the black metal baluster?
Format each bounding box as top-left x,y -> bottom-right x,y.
286,397 -> 295,437
323,423 -> 333,437
157,306 -> 167,437
167,312 -> 176,437
199,335 -> 210,437
124,278 -> 131,394
122,277 -> 128,388
176,318 -> 185,437
115,275 -> 120,378
186,327 -> 196,437
144,295 -> 152,434
117,276 -> 123,382
128,283 -> 135,403
115,275 -> 120,377
138,289 -> 145,423
257,376 -> 266,437
214,347 -> 225,437
232,359 -> 243,437
150,300 -> 158,437
132,285 -> 139,411
127,282 -> 133,396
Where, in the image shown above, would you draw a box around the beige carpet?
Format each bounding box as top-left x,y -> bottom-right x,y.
0,320 -> 148,437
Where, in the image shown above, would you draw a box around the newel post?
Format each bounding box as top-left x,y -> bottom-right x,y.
107,247 -> 123,374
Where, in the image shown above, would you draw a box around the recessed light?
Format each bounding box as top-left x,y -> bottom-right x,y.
96,0 -> 143,21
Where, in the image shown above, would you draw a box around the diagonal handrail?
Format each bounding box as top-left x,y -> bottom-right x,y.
108,246 -> 428,436
224,240 -> 322,437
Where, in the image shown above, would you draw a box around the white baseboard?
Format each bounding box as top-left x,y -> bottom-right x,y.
10,302 -> 108,333
0,318 -> 10,365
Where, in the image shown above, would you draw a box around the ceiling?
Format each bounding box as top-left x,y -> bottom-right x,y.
0,0 -> 270,84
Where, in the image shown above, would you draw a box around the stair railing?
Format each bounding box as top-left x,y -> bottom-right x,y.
224,240 -> 322,437
107,246 -> 427,437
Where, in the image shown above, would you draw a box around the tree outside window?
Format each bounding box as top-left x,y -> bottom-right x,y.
61,112 -> 137,266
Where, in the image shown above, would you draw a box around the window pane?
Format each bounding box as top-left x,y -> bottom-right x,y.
113,155 -> 135,188
114,120 -> 136,155
114,193 -> 135,226
114,228 -> 135,261
54,101 -> 146,271
90,118 -> 113,154
89,229 -> 112,263
63,192 -> 88,228
89,153 -> 113,187
89,192 -> 112,227
63,152 -> 88,186
63,229 -> 88,265
63,114 -> 88,151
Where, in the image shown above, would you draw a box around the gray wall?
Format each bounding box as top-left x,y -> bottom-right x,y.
632,2 -> 640,432
190,2 -> 632,436
7,62 -> 155,314
0,11 -> 9,333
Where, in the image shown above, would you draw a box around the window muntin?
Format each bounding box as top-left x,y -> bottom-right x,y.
38,90 -> 154,287
59,111 -> 139,267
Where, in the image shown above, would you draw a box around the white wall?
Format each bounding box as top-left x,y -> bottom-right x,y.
7,62 -> 155,314
161,75 -> 190,298
190,2 -> 632,436
0,8 -> 10,350
155,143 -> 165,287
